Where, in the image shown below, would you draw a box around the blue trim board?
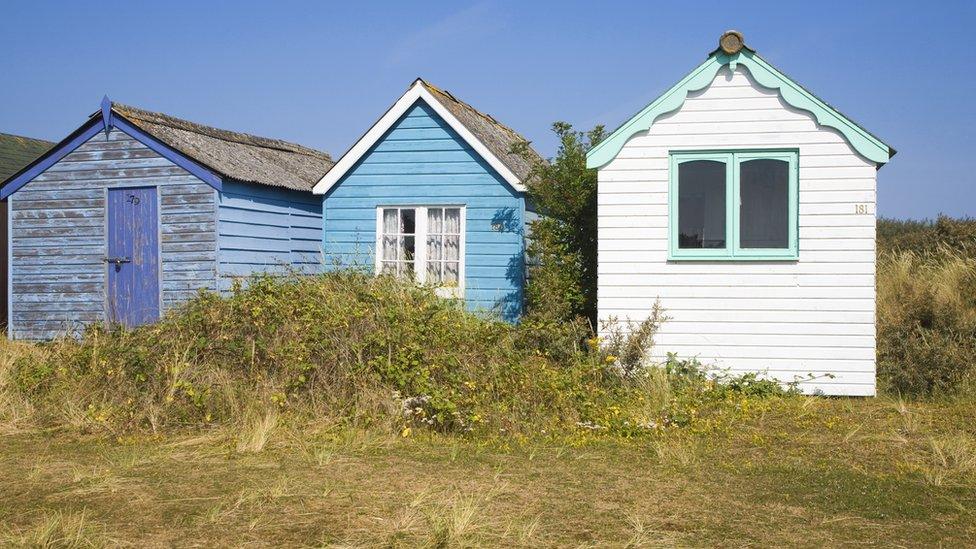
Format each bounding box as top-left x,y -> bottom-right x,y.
1,104 -> 223,200
101,95 -> 112,138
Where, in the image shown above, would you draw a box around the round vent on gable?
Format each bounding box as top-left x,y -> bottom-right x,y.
719,30 -> 745,54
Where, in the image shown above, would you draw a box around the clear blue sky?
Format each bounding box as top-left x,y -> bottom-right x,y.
1,1 -> 972,219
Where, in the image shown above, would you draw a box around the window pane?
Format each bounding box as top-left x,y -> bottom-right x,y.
444,208 -> 461,234
426,259 -> 441,283
428,208 -> 443,234
678,160 -> 726,249
401,209 -> 416,234
445,235 -> 460,261
444,261 -> 459,284
402,261 -> 414,278
427,233 -> 442,261
381,261 -> 396,275
383,209 -> 397,235
382,236 -> 396,261
402,236 -> 415,261
740,159 -> 789,249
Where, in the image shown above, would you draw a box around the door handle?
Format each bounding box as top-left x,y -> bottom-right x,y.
104,257 -> 132,272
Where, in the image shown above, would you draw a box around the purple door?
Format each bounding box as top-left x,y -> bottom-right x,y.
107,187 -> 160,327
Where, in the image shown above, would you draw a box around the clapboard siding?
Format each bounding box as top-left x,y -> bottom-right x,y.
8,128 -> 218,339
597,67 -> 877,396
323,101 -> 525,321
216,180 -> 323,290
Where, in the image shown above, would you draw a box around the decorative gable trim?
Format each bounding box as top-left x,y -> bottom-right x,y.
1,100 -> 222,200
586,48 -> 895,170
313,81 -> 526,194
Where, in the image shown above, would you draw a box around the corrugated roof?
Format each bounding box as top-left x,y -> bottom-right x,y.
0,133 -> 54,182
418,80 -> 544,182
112,103 -> 333,191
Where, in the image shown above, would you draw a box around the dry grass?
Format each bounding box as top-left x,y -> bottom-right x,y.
236,408 -> 279,453
1,396 -> 974,547
0,510 -> 112,548
921,435 -> 976,487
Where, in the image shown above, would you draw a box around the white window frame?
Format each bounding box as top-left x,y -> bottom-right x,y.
375,205 -> 466,298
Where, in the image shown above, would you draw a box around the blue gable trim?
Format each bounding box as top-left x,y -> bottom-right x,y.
1,105 -> 223,200
101,95 -> 112,138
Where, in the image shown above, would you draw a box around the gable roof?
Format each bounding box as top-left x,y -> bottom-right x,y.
314,78 -> 544,194
0,133 -> 53,182
586,33 -> 896,170
1,100 -> 333,200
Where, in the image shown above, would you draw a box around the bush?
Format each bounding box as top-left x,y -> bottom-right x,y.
0,271 -> 791,439
877,250 -> 976,396
514,123 -> 605,324
878,216 -> 976,258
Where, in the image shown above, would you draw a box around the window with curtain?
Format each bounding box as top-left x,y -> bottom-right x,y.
669,150 -> 798,260
378,206 -> 465,291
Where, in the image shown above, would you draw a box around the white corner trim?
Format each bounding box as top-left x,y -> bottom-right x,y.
313,82 -> 525,194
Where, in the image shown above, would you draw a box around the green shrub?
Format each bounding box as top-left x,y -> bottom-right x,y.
879,216 -> 976,258
878,250 -> 976,396
0,270 -> 792,439
514,122 -> 605,325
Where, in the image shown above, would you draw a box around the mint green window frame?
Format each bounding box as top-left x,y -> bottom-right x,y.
668,149 -> 798,261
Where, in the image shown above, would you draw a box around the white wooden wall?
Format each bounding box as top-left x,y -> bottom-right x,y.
598,67 -> 877,396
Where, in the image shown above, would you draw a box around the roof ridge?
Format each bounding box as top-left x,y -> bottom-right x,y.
419,81 -> 529,143
111,103 -> 332,161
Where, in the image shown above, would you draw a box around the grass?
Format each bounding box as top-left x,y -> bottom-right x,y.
2,220 -> 975,545
1,396 -> 974,547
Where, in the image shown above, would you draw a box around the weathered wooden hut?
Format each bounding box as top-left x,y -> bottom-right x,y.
0,99 -> 332,339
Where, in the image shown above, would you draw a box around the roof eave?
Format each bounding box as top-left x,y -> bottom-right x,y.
586,48 -> 895,170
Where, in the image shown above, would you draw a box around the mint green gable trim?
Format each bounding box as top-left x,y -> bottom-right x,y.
668,149 -> 799,262
586,50 -> 893,169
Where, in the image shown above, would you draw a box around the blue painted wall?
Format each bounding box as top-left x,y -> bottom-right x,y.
322,100 -> 526,320
8,128 -> 218,340
217,180 -> 322,291
8,128 -> 323,340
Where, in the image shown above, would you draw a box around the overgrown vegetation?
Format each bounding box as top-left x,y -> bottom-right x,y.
878,215 -> 976,258
0,216 -> 974,544
514,122 -> 605,325
877,216 -> 976,397
0,271 -> 789,441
